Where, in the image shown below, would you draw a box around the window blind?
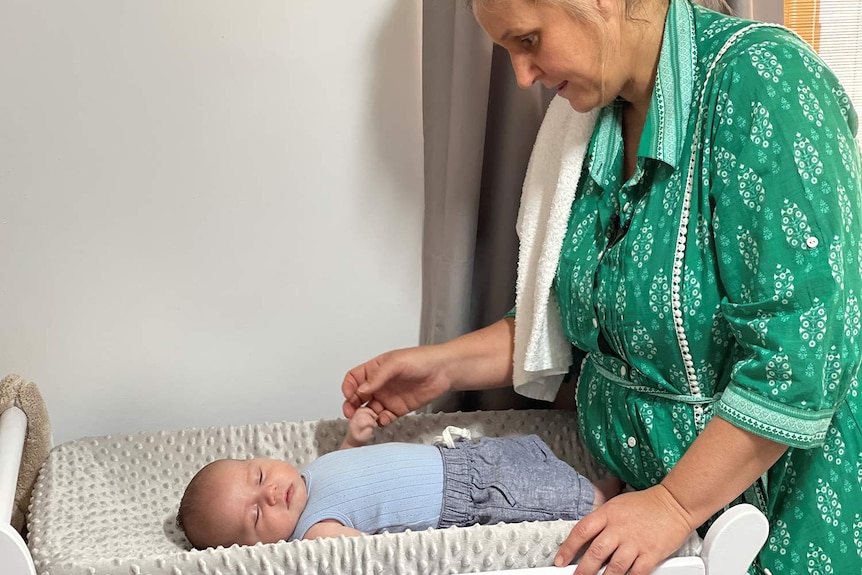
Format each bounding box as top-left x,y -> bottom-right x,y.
785,0 -> 862,144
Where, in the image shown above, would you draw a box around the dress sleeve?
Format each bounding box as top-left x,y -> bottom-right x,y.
708,33 -> 862,449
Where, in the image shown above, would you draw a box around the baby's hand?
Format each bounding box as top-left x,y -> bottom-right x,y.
342,406 -> 378,448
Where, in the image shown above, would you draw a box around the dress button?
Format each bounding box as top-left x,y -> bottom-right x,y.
627,436 -> 637,448
805,236 -> 819,248
623,201 -> 631,214
592,318 -> 599,328
619,365 -> 627,377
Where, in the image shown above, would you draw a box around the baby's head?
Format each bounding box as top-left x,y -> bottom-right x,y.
176,457 -> 308,549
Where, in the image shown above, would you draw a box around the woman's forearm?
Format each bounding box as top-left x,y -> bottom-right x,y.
660,415 -> 789,529
439,317 -> 516,393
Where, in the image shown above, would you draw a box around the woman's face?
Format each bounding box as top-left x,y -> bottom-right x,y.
473,0 -> 623,113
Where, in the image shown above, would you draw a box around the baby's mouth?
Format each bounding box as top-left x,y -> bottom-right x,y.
557,81 -> 568,93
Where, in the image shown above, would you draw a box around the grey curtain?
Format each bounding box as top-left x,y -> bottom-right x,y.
420,2 -> 573,413
419,2 -> 492,351
729,0 -> 784,23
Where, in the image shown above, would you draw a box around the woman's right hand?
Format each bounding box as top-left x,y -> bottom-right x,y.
342,318 -> 516,425
341,344 -> 452,426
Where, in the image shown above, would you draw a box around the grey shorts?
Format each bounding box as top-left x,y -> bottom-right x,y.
436,434 -> 595,528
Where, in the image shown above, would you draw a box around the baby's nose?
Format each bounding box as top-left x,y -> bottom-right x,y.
265,484 -> 279,506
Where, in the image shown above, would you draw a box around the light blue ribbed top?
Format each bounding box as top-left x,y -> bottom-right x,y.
291,443 -> 444,540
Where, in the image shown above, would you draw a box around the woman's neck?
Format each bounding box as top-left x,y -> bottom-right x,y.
617,0 -> 668,115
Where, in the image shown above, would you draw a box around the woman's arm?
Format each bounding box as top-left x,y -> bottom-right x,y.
437,316 -> 517,392
658,415 -> 787,528
342,317 -> 516,425
555,416 -> 788,575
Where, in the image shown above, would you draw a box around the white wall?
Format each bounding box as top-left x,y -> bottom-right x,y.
0,1 -> 424,444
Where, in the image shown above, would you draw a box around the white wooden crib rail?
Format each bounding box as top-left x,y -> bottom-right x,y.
457,502 -> 770,575
0,405 -> 37,575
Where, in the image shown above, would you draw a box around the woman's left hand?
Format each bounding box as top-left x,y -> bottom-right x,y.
555,484 -> 696,575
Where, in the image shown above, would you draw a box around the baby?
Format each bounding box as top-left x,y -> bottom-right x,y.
177,408 -> 621,549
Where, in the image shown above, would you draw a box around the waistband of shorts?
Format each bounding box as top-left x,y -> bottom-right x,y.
436,442 -> 471,529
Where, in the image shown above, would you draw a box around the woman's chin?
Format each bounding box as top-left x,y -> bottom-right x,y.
563,97 -> 598,114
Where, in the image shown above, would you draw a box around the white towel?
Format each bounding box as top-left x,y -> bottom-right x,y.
512,96 -> 598,401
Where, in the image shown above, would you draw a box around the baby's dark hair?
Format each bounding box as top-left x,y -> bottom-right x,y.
176,460 -> 220,549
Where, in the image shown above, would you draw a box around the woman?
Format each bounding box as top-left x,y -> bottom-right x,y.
343,1 -> 861,574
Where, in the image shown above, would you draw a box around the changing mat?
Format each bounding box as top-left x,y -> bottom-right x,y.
27,409 -> 617,575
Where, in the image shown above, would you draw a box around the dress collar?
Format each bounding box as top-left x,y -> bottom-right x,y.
587,0 -> 698,187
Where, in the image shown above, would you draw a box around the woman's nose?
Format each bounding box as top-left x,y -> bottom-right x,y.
511,54 -> 540,89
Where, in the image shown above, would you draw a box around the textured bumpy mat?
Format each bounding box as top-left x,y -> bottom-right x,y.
27,409 -> 613,575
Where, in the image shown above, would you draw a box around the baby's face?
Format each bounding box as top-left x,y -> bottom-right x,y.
194,458 -> 308,547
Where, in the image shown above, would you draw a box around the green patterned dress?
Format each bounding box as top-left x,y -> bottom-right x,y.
553,1 -> 861,573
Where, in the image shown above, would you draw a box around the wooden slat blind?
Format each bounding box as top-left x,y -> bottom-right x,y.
785,0 -> 862,144
785,0 -> 821,51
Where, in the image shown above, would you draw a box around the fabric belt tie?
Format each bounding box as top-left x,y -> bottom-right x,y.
588,353 -> 722,406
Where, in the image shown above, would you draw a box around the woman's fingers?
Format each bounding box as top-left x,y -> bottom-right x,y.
557,525 -> 639,575
556,488 -> 693,575
341,347 -> 442,426
554,513 -> 605,567
341,367 -> 369,416
342,400 -> 357,419
594,544 -> 638,575
365,399 -> 398,426
570,534 -> 620,575
341,355 -> 392,415
357,352 -> 401,396
377,408 -> 399,426
365,399 -> 384,417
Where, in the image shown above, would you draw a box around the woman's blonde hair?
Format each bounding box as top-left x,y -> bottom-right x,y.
467,0 -> 733,20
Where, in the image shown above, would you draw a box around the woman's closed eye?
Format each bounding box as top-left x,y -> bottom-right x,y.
520,34 -> 538,48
